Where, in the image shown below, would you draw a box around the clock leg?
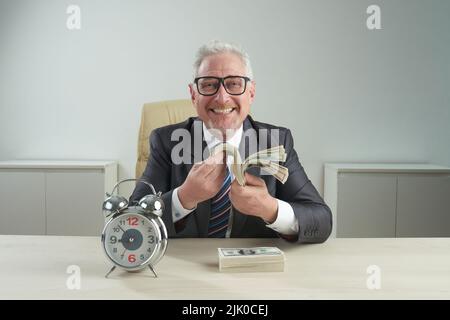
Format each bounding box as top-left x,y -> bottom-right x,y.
105,266 -> 116,278
148,265 -> 158,278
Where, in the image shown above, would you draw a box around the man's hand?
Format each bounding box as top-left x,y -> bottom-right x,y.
229,173 -> 278,223
178,152 -> 226,209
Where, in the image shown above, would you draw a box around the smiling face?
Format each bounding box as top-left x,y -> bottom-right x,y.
189,52 -> 255,137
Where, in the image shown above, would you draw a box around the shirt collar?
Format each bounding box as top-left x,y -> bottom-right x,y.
202,122 -> 243,150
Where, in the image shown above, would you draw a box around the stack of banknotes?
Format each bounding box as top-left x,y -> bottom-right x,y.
218,247 -> 285,272
211,144 -> 289,186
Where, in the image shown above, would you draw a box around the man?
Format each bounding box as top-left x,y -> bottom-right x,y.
130,40 -> 332,243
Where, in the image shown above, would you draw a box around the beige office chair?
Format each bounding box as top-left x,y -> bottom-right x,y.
135,99 -> 197,179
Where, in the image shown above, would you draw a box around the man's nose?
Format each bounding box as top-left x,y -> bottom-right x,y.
213,83 -> 231,104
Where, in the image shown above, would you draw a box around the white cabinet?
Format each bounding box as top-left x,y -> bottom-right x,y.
324,163 -> 450,238
0,161 -> 117,236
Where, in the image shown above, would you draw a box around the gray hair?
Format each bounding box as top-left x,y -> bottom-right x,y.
193,40 -> 254,80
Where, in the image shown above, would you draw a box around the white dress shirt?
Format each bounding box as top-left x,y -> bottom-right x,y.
171,123 -> 299,235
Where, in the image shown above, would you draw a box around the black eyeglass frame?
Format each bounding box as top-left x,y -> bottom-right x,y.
194,76 -> 252,96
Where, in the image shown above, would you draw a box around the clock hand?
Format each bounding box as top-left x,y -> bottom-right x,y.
118,225 -> 126,233
120,248 -> 127,259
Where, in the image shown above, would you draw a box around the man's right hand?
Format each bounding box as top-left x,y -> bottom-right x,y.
178,152 -> 226,209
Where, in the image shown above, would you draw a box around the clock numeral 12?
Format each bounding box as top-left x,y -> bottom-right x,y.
127,217 -> 138,226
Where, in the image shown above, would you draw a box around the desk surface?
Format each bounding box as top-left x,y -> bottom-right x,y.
1,236 -> 449,299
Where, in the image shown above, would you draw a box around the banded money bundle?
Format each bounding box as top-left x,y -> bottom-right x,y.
218,247 -> 285,272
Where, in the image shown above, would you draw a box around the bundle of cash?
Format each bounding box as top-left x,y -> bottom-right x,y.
218,247 -> 285,273
211,144 -> 289,186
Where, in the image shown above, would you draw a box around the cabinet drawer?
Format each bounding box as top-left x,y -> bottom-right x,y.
46,170 -> 105,236
396,174 -> 450,237
0,170 -> 46,235
337,173 -> 397,237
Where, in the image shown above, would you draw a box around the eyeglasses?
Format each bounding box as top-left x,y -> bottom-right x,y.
194,76 -> 251,96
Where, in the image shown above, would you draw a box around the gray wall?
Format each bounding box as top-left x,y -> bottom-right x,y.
1,0 -> 449,197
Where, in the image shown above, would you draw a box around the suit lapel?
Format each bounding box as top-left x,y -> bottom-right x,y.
189,117 -> 206,164
187,119 -> 212,237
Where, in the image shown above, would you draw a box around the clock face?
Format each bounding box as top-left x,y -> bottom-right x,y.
102,212 -> 161,270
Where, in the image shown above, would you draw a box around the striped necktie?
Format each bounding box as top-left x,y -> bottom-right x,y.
208,166 -> 232,238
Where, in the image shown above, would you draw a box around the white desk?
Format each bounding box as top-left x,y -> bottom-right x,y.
1,236 -> 449,299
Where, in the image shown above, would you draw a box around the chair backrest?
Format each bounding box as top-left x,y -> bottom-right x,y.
136,99 -> 197,179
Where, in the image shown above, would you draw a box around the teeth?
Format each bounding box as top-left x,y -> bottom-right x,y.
212,108 -> 234,114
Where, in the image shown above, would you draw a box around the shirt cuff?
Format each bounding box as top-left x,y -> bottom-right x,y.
265,199 -> 299,235
172,187 -> 196,223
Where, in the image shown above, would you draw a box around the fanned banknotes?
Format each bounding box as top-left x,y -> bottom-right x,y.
218,247 -> 285,272
211,143 -> 289,186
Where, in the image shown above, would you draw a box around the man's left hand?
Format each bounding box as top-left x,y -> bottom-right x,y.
229,173 -> 278,223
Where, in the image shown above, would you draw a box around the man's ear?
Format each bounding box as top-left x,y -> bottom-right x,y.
248,81 -> 256,104
188,83 -> 196,106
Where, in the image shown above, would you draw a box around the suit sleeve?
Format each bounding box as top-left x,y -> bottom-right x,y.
129,129 -> 181,236
277,129 -> 333,243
